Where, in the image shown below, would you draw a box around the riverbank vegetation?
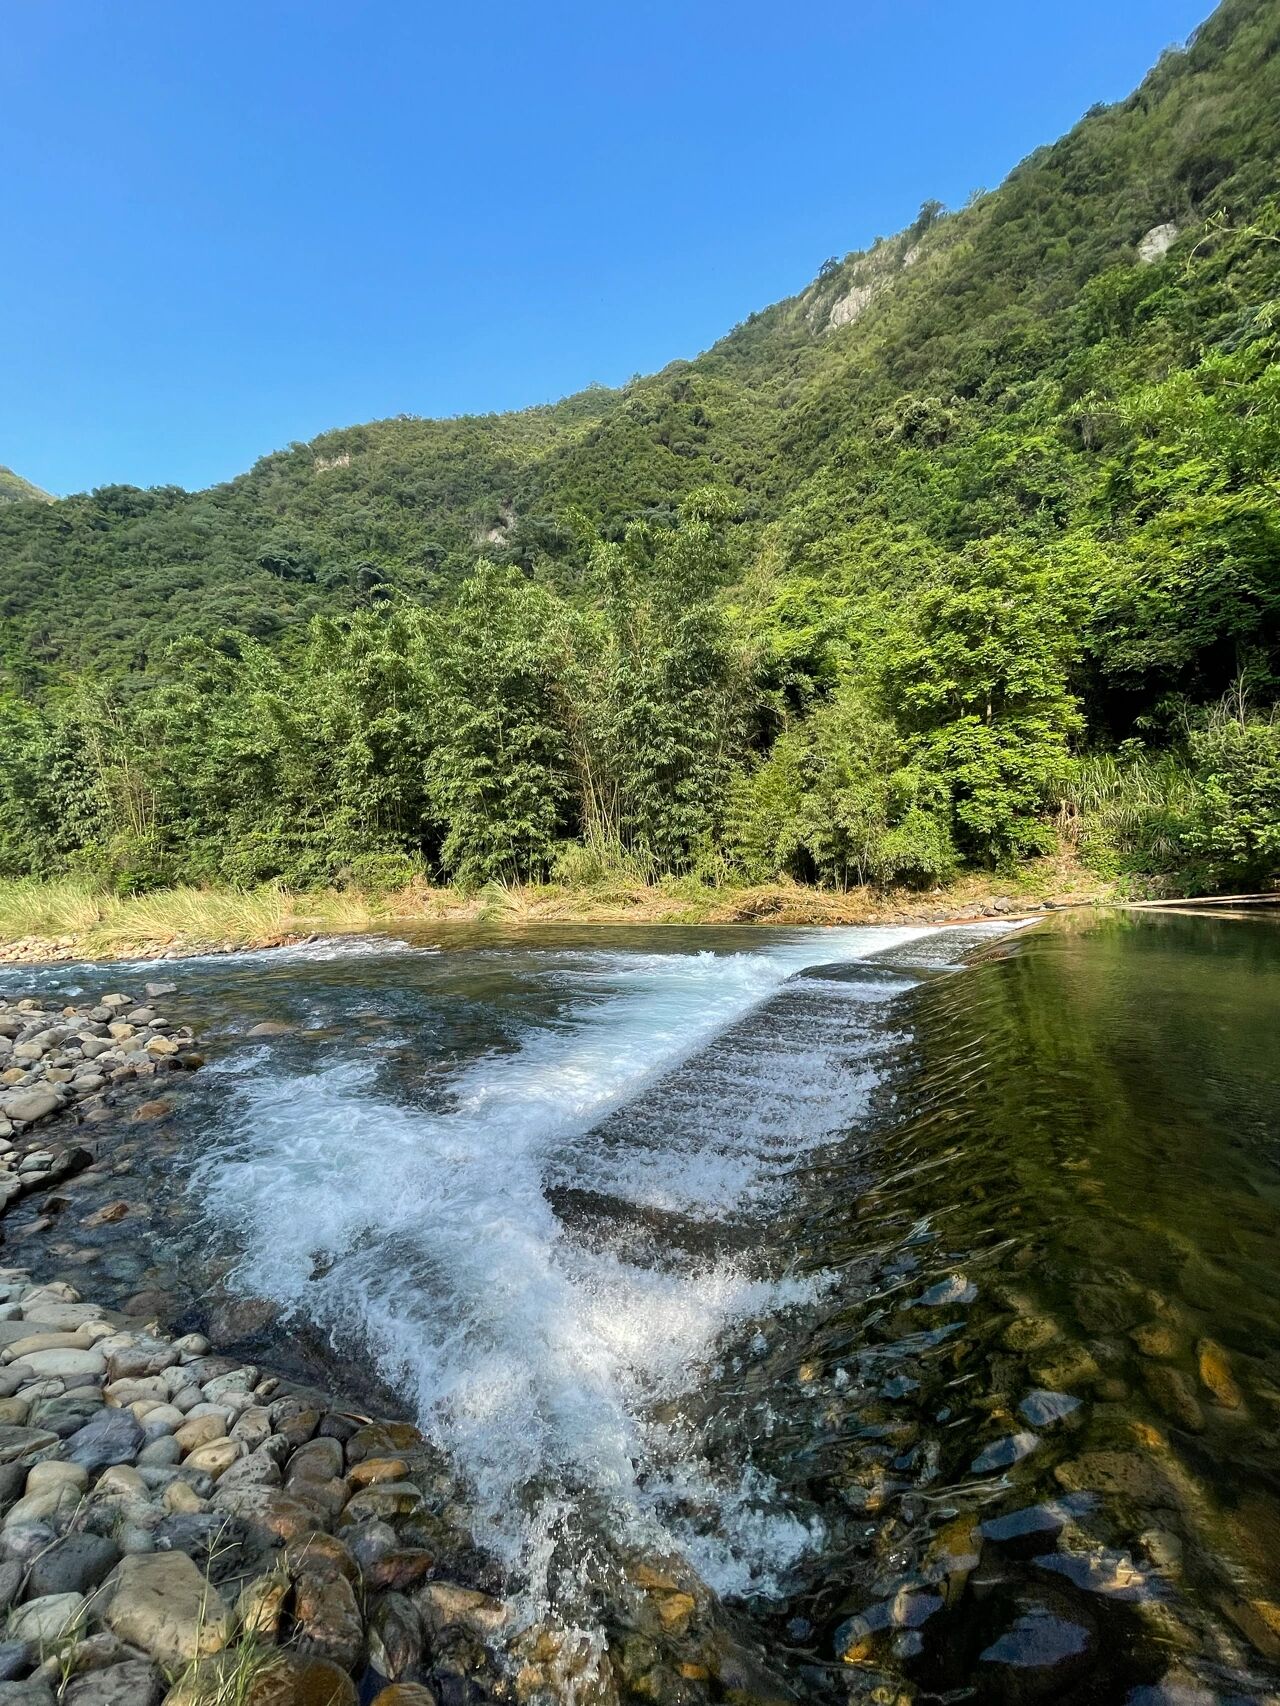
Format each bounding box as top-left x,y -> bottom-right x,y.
0,0 -> 1277,907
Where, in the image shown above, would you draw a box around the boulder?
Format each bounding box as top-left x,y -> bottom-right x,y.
99,1552 -> 232,1668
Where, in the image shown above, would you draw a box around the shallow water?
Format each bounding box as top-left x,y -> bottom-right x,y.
5,911 -> 1280,1703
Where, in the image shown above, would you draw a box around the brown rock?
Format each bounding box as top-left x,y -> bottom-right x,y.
415,1580 -> 510,1640
1130,1321 -> 1182,1360
275,1408 -> 322,1449
282,1531 -> 360,1586
370,1688 -> 439,1706
82,1200 -> 137,1227
362,1549 -> 435,1593
130,1101 -> 173,1123
338,1482 -> 424,1527
287,1437 -> 345,1483
213,1487 -> 323,1544
345,1421 -> 423,1465
248,1657 -> 358,1706
348,1455 -> 410,1488
236,1570 -> 290,1639
1142,1365 -> 1206,1433
1197,1339 -> 1244,1409
367,1591 -> 424,1681
1054,1450 -> 1180,1509
100,1550 -> 232,1668
208,1296 -> 280,1344
293,1567 -> 364,1672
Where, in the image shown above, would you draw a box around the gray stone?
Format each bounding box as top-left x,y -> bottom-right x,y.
971,1431 -> 1040,1474
0,1679 -> 55,1706
65,1409 -> 143,1471
1019,1390 -> 1082,1428
7,1591 -> 87,1643
26,1533 -> 120,1598
0,1429 -> 58,1466
1,1094 -> 59,1125
0,1645 -> 35,1684
62,1661 -> 163,1706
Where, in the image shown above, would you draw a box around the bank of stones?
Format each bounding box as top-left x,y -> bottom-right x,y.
0,989 -> 201,1150
0,1266 -> 523,1705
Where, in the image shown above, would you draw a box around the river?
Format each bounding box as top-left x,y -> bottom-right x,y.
3,910 -> 1278,1703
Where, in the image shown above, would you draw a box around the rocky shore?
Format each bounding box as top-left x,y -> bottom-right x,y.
0,990 -> 525,1705
0,987 -> 738,1706
0,1260 -> 517,1705
0,991 -> 202,1147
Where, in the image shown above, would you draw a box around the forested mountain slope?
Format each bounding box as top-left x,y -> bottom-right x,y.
0,0 -> 1277,896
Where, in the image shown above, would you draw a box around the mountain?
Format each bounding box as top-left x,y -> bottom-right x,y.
0,467 -> 52,506
0,0 -> 1276,897
1,0 -> 1276,684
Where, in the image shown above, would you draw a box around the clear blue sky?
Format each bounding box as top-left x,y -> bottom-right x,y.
2,1 -> 1212,497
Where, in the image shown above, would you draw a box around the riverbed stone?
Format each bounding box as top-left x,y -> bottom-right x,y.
415,1581 -> 510,1640
369,1689 -> 439,1706
283,1531 -> 360,1585
1196,1339 -> 1243,1409
62,1660 -> 164,1706
183,1439 -> 243,1479
212,1487 -> 318,1543
4,1486 -> 81,1528
66,1409 -> 143,1470
26,1533 -> 121,1598
345,1422 -> 422,1464
286,1437 -> 344,1483
362,1547 -> 436,1593
9,1591 -> 87,1643
3,1093 -> 60,1125
368,1592 -> 424,1681
293,1568 -> 363,1671
138,1437 -> 182,1468
18,1349 -> 104,1381
0,1680 -> 55,1706
25,1459 -> 88,1494
236,1570 -> 290,1639
100,1551 -> 232,1667
348,1455 -> 410,1488
216,1447 -> 281,1493
173,1414 -> 225,1454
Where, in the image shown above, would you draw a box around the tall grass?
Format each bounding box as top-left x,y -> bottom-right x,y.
1064,749 -> 1199,871
0,877 -> 109,940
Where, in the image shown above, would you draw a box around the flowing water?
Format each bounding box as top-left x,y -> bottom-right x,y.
5,911 -> 1280,1704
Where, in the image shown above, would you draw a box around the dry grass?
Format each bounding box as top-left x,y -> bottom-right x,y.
0,856 -> 1118,965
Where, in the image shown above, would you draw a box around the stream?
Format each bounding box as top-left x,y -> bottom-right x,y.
2,910 -> 1278,1704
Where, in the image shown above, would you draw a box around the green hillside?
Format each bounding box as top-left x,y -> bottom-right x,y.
0,0 -> 1277,897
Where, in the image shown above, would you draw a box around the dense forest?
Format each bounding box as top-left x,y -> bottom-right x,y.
1,0 -> 1278,897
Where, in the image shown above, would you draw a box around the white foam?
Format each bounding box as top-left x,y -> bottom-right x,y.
191,925 -> 935,1617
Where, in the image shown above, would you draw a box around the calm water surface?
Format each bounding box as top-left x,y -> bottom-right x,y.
3,911 -> 1278,1704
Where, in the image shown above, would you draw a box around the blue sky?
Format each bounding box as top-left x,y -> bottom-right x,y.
2,1 -> 1211,496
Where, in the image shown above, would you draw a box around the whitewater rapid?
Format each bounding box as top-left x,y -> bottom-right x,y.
190,925 -> 945,1611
